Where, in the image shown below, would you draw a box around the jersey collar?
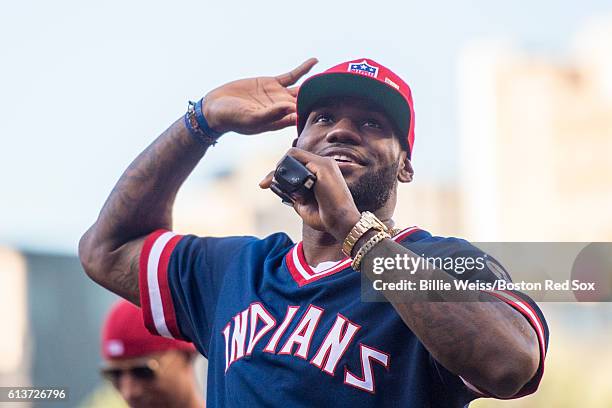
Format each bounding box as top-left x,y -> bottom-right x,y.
285,226 -> 421,287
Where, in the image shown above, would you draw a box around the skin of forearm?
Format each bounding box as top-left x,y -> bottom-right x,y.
359,238 -> 539,397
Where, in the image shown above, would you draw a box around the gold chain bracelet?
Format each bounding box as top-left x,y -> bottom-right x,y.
351,230 -> 390,271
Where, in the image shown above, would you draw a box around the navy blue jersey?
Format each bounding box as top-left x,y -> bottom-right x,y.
139,227 -> 548,407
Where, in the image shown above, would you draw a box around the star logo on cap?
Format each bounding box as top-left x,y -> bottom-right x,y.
347,60 -> 379,78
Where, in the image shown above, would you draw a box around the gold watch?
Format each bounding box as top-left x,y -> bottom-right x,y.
342,212 -> 388,257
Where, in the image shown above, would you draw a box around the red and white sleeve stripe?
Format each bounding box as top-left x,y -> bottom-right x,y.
461,289 -> 547,399
139,229 -> 186,340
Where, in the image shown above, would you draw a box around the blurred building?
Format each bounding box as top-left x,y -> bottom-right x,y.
0,247 -> 30,407
458,17 -> 612,242
0,246 -> 121,407
394,181 -> 462,236
458,20 -> 612,406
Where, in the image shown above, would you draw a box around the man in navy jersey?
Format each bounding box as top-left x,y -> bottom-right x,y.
80,57 -> 548,407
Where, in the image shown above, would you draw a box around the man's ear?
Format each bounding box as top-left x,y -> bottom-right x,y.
397,151 -> 414,183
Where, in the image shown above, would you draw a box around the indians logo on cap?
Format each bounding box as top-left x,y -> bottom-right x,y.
347,60 -> 379,78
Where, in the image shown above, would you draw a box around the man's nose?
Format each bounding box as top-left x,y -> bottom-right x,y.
117,373 -> 145,403
325,118 -> 362,145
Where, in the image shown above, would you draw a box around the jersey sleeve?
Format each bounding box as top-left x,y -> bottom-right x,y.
474,288 -> 549,399
400,235 -> 549,400
446,240 -> 549,399
138,229 -> 257,357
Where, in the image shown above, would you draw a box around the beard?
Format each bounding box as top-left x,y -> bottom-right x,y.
347,161 -> 399,213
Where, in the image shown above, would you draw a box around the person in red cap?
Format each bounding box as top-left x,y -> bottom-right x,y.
82,58 -> 548,407
100,300 -> 204,408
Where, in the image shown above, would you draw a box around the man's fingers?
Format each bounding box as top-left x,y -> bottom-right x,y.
285,147 -> 343,182
271,90 -> 297,104
276,58 -> 318,86
259,170 -> 275,189
252,102 -> 296,122
285,146 -> 323,165
265,113 -> 298,132
287,86 -> 300,97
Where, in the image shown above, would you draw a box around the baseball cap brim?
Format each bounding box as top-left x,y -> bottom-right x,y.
297,72 -> 412,155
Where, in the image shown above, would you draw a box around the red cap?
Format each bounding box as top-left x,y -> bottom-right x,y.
296,58 -> 415,158
101,300 -> 196,360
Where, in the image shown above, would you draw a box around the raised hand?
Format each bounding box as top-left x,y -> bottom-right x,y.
202,58 -> 318,135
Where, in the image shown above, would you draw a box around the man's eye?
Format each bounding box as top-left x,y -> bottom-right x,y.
313,114 -> 332,124
363,119 -> 382,129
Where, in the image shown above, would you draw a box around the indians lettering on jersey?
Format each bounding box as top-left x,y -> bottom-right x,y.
221,302 -> 389,394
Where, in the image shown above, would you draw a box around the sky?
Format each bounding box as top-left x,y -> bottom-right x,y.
1,0 -> 611,254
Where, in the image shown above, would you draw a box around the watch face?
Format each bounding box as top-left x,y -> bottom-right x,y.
365,212 -> 386,231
